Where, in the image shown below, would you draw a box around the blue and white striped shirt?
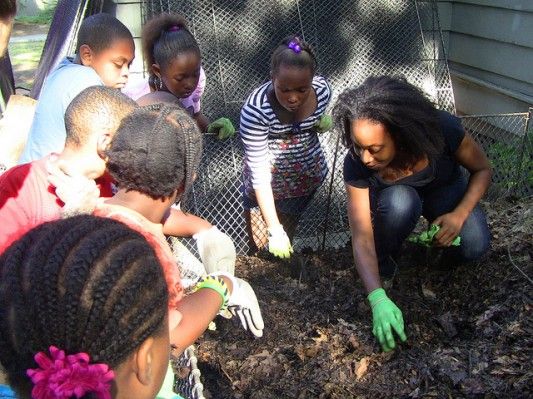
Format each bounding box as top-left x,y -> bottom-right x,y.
239,75 -> 332,199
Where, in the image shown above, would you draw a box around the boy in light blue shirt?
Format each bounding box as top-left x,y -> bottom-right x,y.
19,13 -> 135,163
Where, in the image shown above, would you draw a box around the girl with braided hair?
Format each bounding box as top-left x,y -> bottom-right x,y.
240,35 -> 333,259
95,103 -> 264,347
123,13 -> 235,139
0,215 -> 171,399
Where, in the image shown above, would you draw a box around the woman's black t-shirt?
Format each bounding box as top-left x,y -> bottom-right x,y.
343,111 -> 465,194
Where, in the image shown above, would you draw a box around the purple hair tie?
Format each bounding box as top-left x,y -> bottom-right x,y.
288,40 -> 301,54
168,25 -> 181,32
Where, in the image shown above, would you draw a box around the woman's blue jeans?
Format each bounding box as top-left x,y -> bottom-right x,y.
370,176 -> 491,275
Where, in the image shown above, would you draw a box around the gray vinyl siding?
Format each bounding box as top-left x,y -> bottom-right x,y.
438,0 -> 533,114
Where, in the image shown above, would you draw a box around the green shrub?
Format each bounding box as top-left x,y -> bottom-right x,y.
487,130 -> 533,195
16,0 -> 58,25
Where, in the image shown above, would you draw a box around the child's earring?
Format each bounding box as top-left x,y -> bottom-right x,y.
158,77 -> 163,90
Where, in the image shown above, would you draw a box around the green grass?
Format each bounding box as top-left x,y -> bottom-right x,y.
15,0 -> 57,25
8,40 -> 45,89
15,15 -> 52,25
8,40 -> 44,62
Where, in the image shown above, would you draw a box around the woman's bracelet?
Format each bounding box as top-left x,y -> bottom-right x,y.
193,275 -> 229,311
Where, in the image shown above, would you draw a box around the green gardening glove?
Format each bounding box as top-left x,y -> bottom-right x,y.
368,288 -> 407,352
408,224 -> 461,247
207,117 -> 235,139
267,224 -> 293,259
314,114 -> 333,133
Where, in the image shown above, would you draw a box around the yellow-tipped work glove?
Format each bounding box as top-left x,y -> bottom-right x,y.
368,288 -> 407,352
207,117 -> 235,139
314,114 -> 333,133
267,224 -> 293,259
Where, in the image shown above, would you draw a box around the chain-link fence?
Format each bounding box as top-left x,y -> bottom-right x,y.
142,0 -> 455,120
178,109 -> 533,257
142,0 -> 456,256
461,111 -> 532,199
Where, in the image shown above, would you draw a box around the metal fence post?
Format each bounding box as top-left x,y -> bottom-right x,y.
321,131 -> 342,252
514,109 -> 532,197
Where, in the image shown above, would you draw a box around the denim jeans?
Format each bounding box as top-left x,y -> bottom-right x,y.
370,176 -> 491,275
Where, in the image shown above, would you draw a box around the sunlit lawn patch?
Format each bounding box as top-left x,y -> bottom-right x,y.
8,40 -> 45,89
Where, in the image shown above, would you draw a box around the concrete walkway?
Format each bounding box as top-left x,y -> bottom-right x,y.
10,34 -> 47,43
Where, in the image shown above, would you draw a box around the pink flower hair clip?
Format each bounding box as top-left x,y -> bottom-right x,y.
26,346 -> 114,399
168,25 -> 181,32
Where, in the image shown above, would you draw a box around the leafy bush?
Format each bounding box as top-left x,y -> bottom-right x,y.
487,130 -> 533,195
16,0 -> 58,25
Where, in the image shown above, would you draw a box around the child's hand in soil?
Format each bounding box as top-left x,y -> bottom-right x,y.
267,224 -> 293,259
211,272 -> 265,338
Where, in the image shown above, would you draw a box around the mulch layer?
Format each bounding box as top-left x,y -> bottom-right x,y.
196,197 -> 532,399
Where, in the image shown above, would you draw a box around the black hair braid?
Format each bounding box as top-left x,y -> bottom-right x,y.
0,228 -> 44,382
271,35 -> 317,75
85,250 -> 162,360
106,103 -> 202,205
168,106 -> 203,212
0,216 -> 168,397
95,294 -> 163,365
62,230 -> 144,350
78,238 -> 150,348
28,221 -> 104,348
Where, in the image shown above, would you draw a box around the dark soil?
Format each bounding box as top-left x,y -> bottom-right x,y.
196,197 -> 532,399
12,22 -> 49,37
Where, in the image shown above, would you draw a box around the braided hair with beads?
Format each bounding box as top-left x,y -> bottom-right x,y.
105,103 -> 203,211
0,215 -> 169,398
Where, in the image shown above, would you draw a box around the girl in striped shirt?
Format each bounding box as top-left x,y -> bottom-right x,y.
239,35 -> 332,259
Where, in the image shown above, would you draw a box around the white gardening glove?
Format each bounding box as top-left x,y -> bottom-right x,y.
212,272 -> 264,338
193,226 -> 236,275
267,224 -> 293,259
46,159 -> 100,216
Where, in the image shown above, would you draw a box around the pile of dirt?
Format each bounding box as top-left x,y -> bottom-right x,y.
196,197 -> 532,398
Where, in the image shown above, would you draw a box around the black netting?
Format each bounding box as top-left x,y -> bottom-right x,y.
142,0 -> 455,123
177,111 -> 532,259
141,0 -> 456,257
